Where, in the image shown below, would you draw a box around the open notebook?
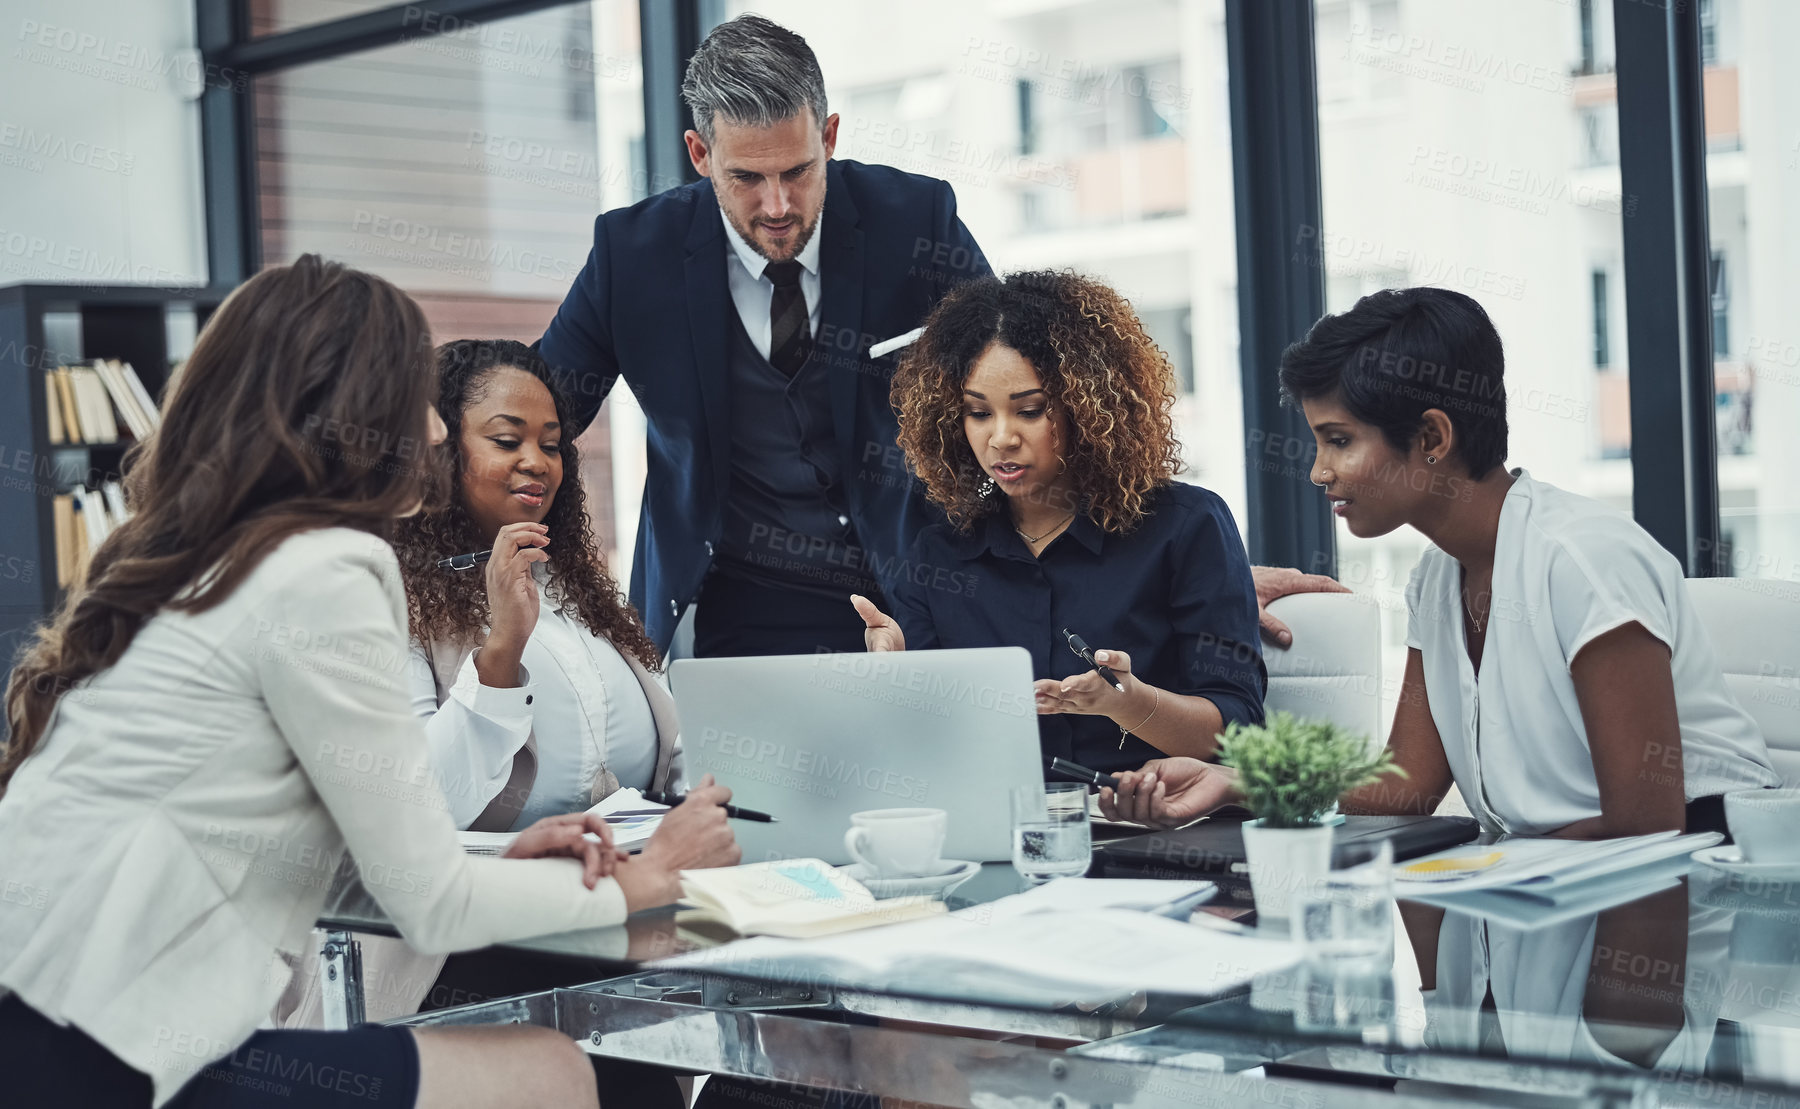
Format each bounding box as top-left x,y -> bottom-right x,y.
456,788 -> 668,856
677,859 -> 944,939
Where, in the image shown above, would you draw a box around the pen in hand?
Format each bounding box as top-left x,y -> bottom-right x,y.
435,550 -> 493,571
1061,628 -> 1126,693
1047,756 -> 1121,791
642,788 -> 777,823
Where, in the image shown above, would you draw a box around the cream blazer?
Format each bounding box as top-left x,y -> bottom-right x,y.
0,528 -> 633,1107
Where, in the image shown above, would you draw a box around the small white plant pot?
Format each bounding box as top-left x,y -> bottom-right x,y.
1241,818 -> 1334,923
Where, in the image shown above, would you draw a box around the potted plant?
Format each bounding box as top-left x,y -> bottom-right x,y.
1214,711 -> 1401,923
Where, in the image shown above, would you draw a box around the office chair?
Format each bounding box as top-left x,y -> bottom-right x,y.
1686,577 -> 1800,787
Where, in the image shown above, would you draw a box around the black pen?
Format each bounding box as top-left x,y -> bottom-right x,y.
642,788 -> 777,823
435,550 -> 492,571
1061,628 -> 1126,692
1048,756 -> 1121,791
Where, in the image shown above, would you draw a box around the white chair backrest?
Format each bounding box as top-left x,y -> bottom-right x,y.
1685,577 -> 1800,787
1261,593 -> 1385,747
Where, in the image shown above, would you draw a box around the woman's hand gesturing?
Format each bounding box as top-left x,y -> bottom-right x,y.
851,594 -> 906,652
474,522 -> 549,687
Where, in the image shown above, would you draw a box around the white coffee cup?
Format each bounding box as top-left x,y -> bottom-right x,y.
844,808 -> 947,878
1725,788 -> 1800,864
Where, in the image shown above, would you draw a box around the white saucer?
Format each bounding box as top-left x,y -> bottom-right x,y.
840,860 -> 981,900
1690,845 -> 1800,882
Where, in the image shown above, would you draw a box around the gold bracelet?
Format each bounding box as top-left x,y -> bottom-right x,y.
1118,685 -> 1161,749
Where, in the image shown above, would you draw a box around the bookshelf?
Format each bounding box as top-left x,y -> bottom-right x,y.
0,283 -> 228,684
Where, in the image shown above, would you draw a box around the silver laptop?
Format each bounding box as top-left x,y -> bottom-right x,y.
670,647 -> 1043,865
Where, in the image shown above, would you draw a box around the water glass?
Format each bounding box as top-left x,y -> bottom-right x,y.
1294,839 -> 1394,966
1011,782 -> 1092,882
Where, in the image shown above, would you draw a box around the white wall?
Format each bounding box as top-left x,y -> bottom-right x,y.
0,0 -> 207,287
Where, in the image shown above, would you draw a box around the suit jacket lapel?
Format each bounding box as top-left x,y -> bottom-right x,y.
684,183 -> 733,501
819,163 -> 865,492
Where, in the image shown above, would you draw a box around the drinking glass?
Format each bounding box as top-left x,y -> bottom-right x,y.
1294,839 -> 1394,966
1011,782 -> 1092,882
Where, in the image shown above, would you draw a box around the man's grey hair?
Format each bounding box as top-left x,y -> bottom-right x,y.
681,14 -> 829,145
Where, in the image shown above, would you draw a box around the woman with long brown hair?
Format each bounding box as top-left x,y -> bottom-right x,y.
852,270 -> 1267,773
393,340 -> 678,836
0,256 -> 737,1109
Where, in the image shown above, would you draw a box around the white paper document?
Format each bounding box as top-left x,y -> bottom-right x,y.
659,903 -> 1298,1006
1394,830 -> 1722,897
985,877 -> 1216,920
456,787 -> 669,856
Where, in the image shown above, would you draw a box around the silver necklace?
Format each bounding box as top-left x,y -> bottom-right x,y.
1015,513 -> 1074,544
1463,587 -> 1488,634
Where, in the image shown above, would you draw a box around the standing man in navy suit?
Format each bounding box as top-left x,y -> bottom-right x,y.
539,13 -> 990,658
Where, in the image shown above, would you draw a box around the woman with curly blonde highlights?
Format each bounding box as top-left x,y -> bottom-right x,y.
852,271 -> 1267,772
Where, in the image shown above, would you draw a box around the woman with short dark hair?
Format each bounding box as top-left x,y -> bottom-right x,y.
1102,286 -> 1780,836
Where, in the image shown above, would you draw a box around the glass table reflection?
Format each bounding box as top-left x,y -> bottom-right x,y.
318,854 -> 1800,1107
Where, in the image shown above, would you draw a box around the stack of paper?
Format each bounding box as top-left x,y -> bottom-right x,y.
976,877 -> 1216,921
660,902 -> 1301,1006
1395,831 -> 1722,928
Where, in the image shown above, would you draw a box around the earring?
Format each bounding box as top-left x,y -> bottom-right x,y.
1056,453 -> 1067,476
978,478 -> 998,497
1425,455 -> 1437,465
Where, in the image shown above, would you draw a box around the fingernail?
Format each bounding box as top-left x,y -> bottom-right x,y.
1278,631 -> 1291,646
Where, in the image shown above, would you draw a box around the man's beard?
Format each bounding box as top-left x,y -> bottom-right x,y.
725,201 -> 823,263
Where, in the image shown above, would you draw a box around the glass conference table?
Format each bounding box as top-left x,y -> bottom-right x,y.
316,841 -> 1800,1109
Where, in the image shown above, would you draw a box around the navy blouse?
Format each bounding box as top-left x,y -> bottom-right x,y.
885,481 -> 1267,773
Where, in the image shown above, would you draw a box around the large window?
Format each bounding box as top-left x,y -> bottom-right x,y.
203,0 -> 1769,597
250,1 -> 406,36
1702,0 -> 1796,578
252,1 -> 647,562
1315,0 -> 1625,724
718,0 -> 1247,523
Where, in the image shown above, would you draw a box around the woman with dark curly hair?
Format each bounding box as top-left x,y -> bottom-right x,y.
852,270 -> 1266,773
395,340 -> 683,832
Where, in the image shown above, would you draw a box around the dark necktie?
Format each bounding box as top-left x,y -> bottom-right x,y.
766,260 -> 810,376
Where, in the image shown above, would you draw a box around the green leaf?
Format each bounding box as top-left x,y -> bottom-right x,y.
1214,711 -> 1405,827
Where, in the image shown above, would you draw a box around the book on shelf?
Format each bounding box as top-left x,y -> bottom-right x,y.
43,361 -> 161,445
95,359 -> 154,440
53,368 -> 82,443
120,363 -> 159,430
100,480 -> 128,527
53,494 -> 77,587
46,373 -> 65,444
70,365 -> 119,444
76,485 -> 112,549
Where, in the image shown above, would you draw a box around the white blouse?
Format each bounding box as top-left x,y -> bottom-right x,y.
410,563 -> 672,829
1405,469 -> 1779,835
0,528 -> 630,1107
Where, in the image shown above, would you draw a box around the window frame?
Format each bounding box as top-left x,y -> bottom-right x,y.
197,0 -> 1728,579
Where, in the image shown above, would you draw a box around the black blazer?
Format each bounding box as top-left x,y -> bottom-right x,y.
539,159 -> 991,649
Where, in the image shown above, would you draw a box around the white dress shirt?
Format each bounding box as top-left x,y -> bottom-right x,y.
1405,469 -> 1780,835
722,208 -> 821,359
0,529 -> 631,1106
411,564 -> 666,830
